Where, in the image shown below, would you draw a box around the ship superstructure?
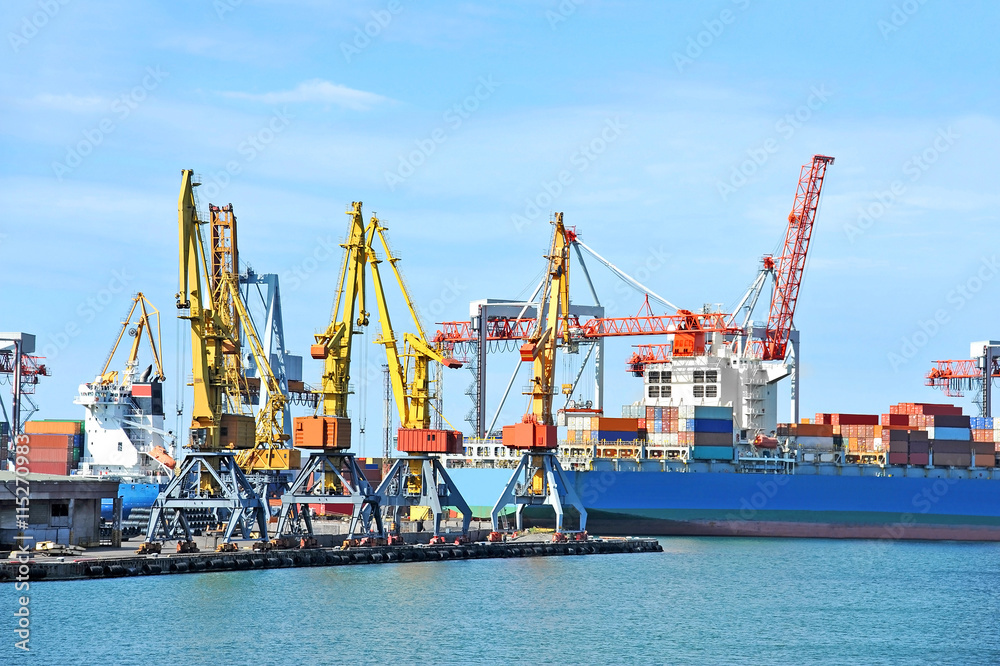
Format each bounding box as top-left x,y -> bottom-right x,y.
75,293 -> 174,482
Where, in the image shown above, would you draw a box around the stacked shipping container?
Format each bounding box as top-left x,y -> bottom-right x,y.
24,420 -> 83,474
779,403 -> 996,469
690,406 -> 734,460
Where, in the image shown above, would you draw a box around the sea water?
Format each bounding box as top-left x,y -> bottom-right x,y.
4,537 -> 999,664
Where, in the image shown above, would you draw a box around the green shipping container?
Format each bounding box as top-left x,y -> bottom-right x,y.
693,406 -> 734,420
691,446 -> 734,460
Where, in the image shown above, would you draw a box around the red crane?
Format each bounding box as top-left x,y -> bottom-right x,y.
762,155 -> 834,361
926,360 -> 1000,398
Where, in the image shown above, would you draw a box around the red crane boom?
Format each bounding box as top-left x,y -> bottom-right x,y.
762,155 -> 834,361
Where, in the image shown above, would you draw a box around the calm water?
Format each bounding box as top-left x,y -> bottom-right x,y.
4,538 -> 999,665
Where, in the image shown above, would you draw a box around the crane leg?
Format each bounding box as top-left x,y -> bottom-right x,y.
491,454 -> 529,532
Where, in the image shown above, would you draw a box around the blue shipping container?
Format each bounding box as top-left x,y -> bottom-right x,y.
692,418 -> 734,434
597,430 -> 640,442
693,406 -> 734,420
929,427 -> 971,441
691,446 -> 734,460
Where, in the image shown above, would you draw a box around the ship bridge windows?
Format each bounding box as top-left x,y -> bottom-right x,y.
692,369 -> 719,400
646,370 -> 671,383
648,385 -> 659,398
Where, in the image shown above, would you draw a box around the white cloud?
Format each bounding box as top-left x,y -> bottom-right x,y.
220,79 -> 390,110
23,93 -> 106,113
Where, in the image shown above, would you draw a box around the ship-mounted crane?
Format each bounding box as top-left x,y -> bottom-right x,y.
926,341 -> 1000,416
627,155 -> 834,429
366,213 -> 472,545
144,170 -> 269,553
276,202 -> 384,543
490,213 -> 588,542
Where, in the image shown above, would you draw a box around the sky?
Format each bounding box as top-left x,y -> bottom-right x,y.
1,0 -> 998,454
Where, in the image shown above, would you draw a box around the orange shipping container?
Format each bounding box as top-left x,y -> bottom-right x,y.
25,420 -> 81,435
593,417 -> 638,431
797,423 -> 834,437
25,434 -> 74,450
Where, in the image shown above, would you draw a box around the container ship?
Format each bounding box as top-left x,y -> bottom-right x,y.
444,401 -> 1000,541
441,329 -> 1000,542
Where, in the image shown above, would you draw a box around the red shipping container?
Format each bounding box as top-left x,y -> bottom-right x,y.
397,428 -> 463,454
909,453 -> 930,466
28,461 -> 70,475
834,413 -> 879,426
888,452 -> 909,465
27,449 -> 72,463
882,413 -> 909,427
502,423 -> 557,450
912,403 -> 963,416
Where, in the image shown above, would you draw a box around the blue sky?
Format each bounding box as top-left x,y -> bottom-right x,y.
1,0 -> 997,453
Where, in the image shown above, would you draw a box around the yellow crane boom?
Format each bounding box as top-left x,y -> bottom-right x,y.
177,170 -> 252,450
505,213 -> 572,449
292,202 -> 370,451
366,214 -> 462,449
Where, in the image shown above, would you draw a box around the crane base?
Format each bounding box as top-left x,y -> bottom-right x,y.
275,452 -> 384,540
490,451 -> 588,534
376,456 -> 472,538
144,453 -> 269,545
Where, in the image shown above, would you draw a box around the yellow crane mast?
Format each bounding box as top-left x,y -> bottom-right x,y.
490,213 -> 588,541
143,170 -> 269,552
278,202 -> 383,544
366,213 -> 472,544
518,211 -> 573,434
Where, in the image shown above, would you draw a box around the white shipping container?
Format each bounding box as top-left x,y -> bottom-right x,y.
796,436 -> 836,451
667,433 -> 678,446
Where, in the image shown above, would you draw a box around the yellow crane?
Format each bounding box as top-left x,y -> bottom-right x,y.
144,170 -> 270,551
277,202 -> 383,544
490,213 -> 587,541
366,213 -> 472,544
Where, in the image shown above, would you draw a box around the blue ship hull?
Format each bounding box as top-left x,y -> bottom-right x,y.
447,466 -> 1000,540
